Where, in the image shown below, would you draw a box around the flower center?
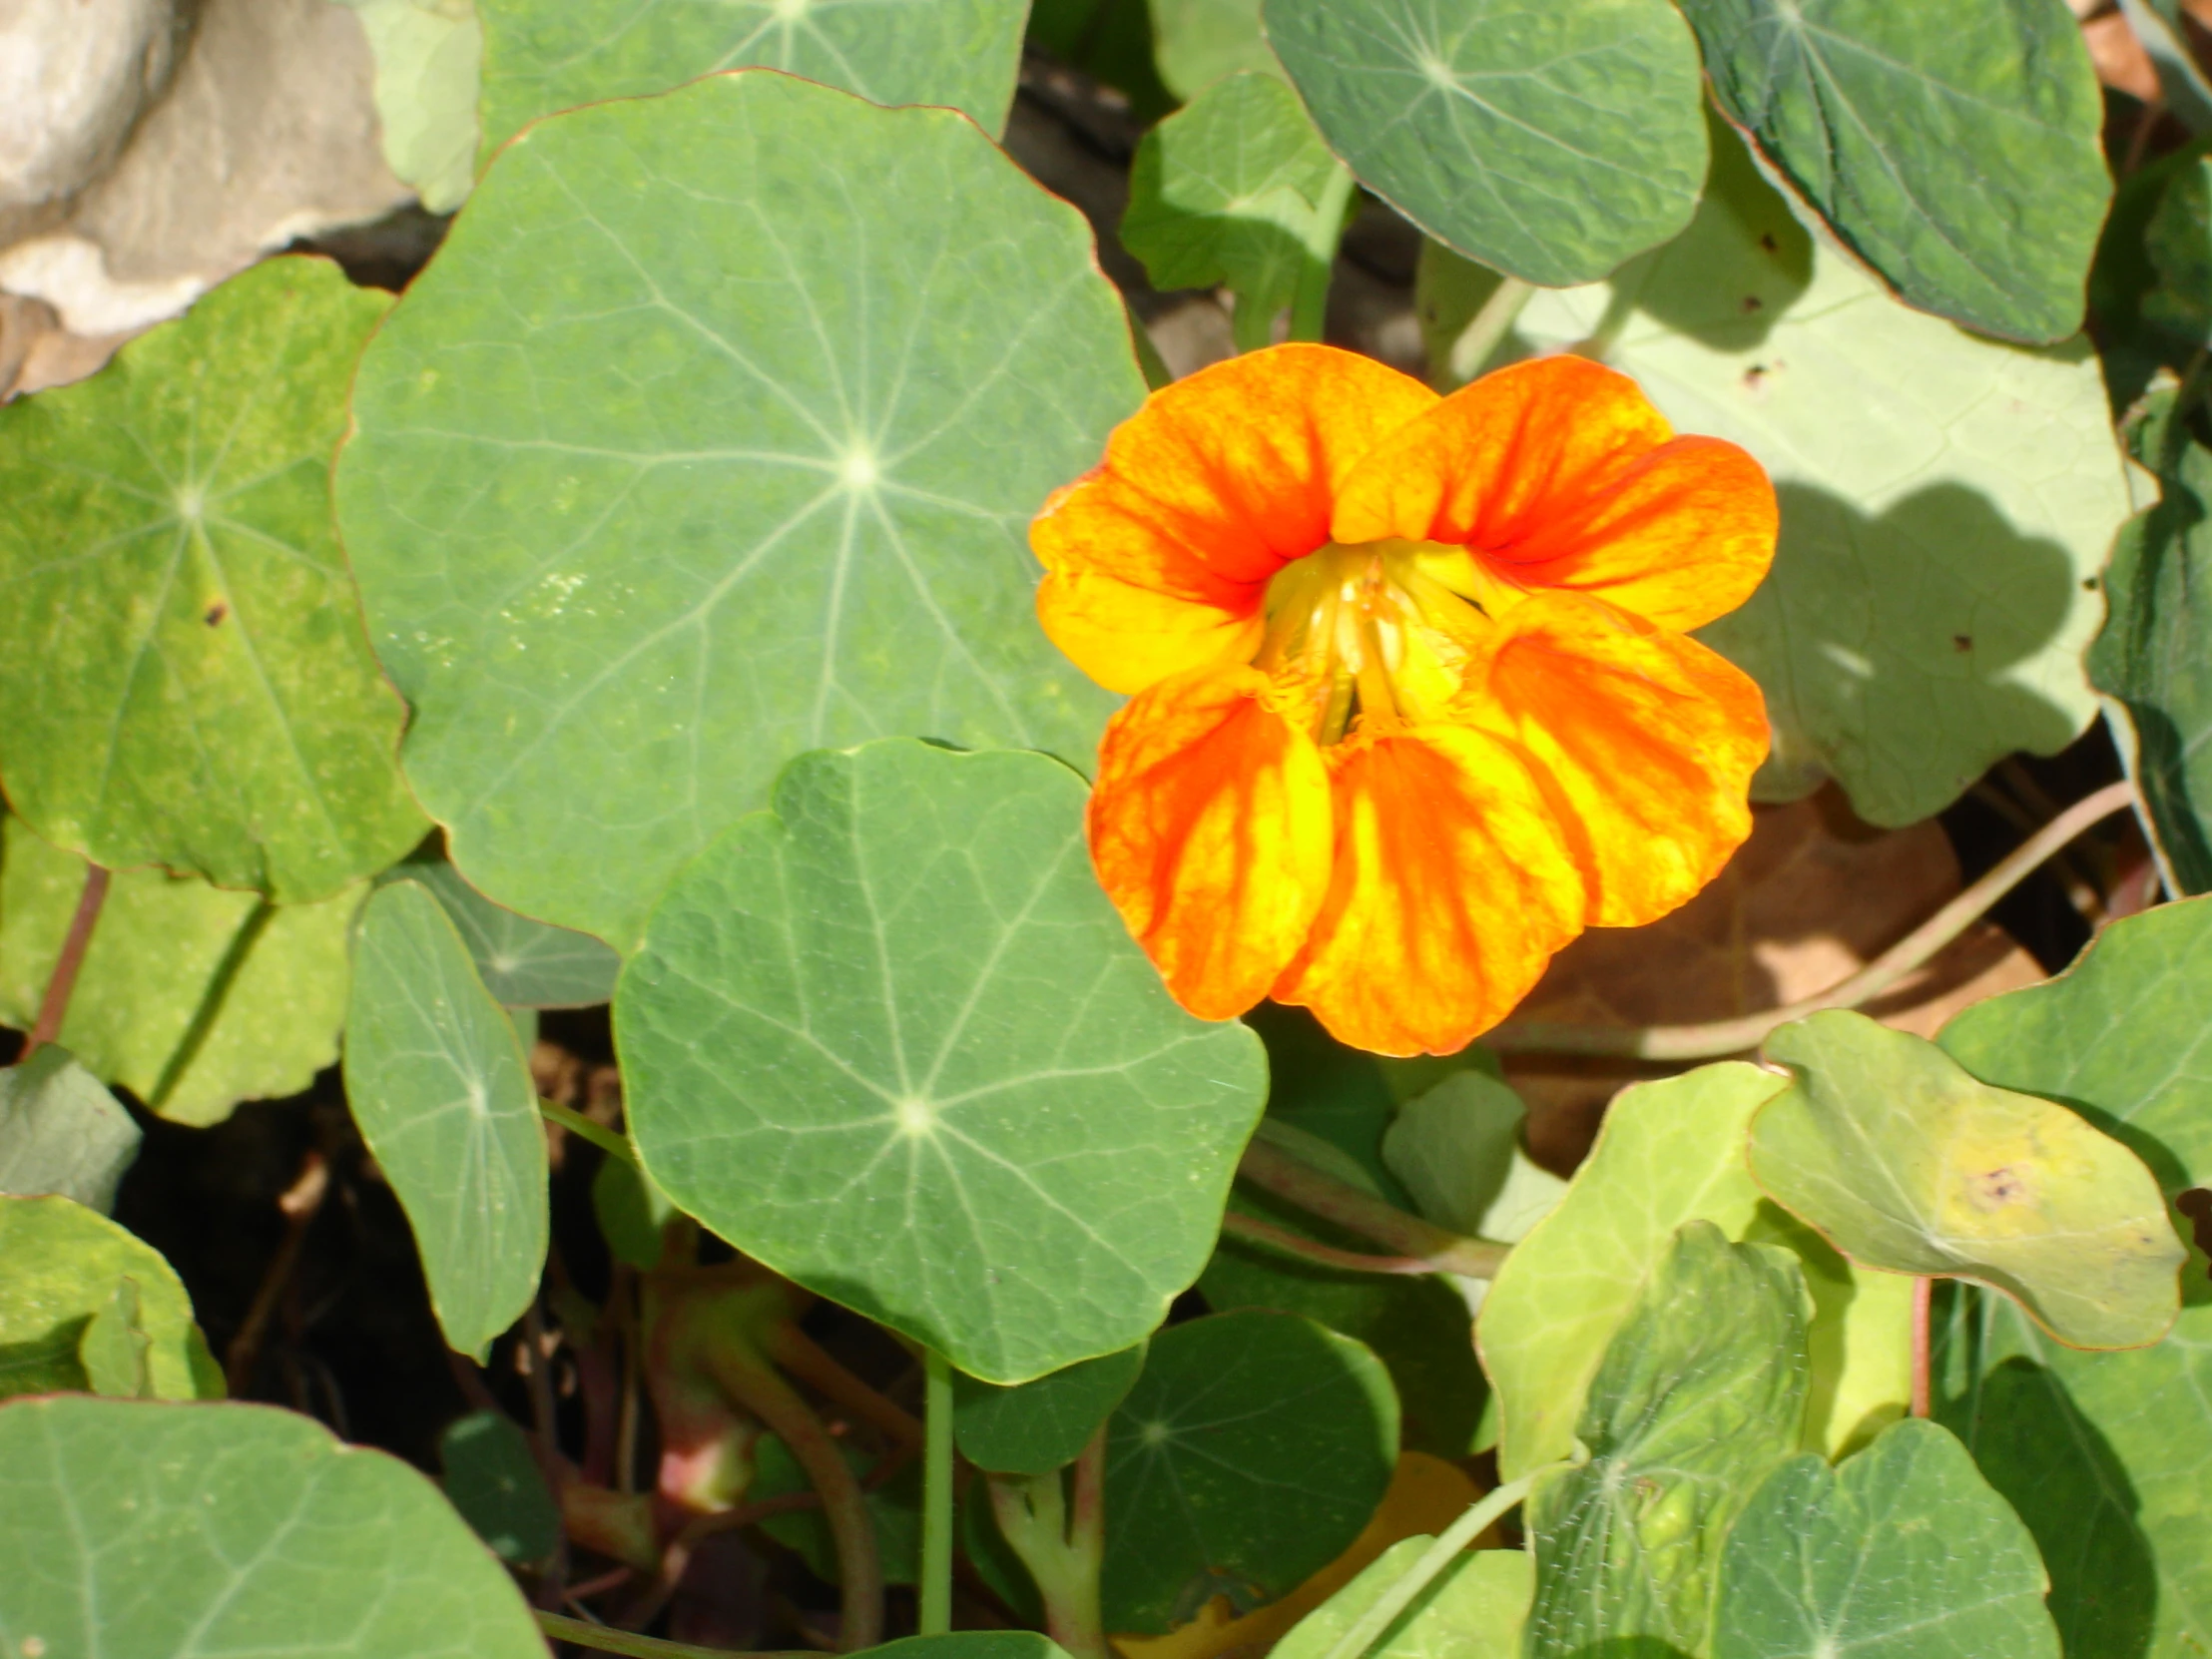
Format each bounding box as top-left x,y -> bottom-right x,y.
1255,539 -> 1521,744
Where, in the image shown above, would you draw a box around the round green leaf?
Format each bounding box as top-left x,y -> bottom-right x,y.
1122,72 -> 1346,319
475,0 -> 1029,157
617,740 -> 1267,1383
0,1195 -> 221,1402
1756,1010 -> 2186,1351
1150,0 -> 1275,100
954,1344 -> 1147,1475
0,1047 -> 140,1214
337,0 -> 483,214
1103,1309 -> 1398,1632
1714,1417 -> 2058,1658
1274,1538 -> 1531,1659
387,854 -> 621,1007
343,880 -> 548,1361
438,1407 -> 560,1565
0,815 -> 363,1126
339,71 -> 1138,951
1936,893 -> 2212,1656
0,1396 -> 543,1658
1504,127 -> 2128,826
1681,0 -> 2107,344
1265,0 -> 1707,285
0,257 -> 426,903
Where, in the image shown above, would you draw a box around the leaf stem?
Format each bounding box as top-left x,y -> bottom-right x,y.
541,1097 -> 638,1166
536,1610 -> 815,1659
1485,780 -> 2138,1061
985,1432 -> 1111,1659
918,1348 -> 955,1636
1441,274 -> 1533,387
1911,1276 -> 1933,1418
1317,1463 -> 1555,1659
1235,1139 -> 1508,1280
1287,167 -> 1359,343
1220,1210 -> 1443,1276
24,860 -> 109,1058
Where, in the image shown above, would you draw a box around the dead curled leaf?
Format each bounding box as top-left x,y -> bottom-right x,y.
1504,786 -> 2043,1174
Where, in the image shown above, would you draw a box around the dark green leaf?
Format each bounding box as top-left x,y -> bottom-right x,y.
0,258 -> 425,902
0,1396 -> 543,1656
1712,1417 -> 2058,1658
1756,1011 -> 2184,1351
618,741 -> 1267,1383
339,72 -> 1139,952
1103,1309 -> 1398,1632
2143,159 -> 2212,344
1266,0 -> 1706,285
439,1408 -> 560,1565
344,881 -> 548,1361
389,854 -> 621,1008
1680,0 -> 2108,342
0,1195 -> 221,1401
591,1154 -> 677,1272
475,0 -> 1028,156
1523,1223 -> 1810,1659
2090,390 -> 2212,892
866,1637 -> 1072,1659
755,1432 -> 921,1585
954,1345 -> 1147,1475
0,1046 -> 139,1212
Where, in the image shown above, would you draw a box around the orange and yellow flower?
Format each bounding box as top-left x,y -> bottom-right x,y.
1032,344 -> 1778,1056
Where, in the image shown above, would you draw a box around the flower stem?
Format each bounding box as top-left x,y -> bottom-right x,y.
535,1610 -> 814,1659
24,860 -> 109,1057
1440,274 -> 1533,387
918,1348 -> 955,1636
541,1097 -> 638,1166
1288,167 -> 1359,344
1316,1463 -> 1555,1659
1485,781 -> 2137,1061
1236,1138 -> 1507,1280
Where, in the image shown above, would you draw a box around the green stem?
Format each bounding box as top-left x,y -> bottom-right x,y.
1220,1210 -> 1441,1277
1236,1138 -> 1507,1280
1485,780 -> 2137,1061
986,1442 -> 1110,1659
1288,167 -> 1359,343
1442,274 -> 1533,386
918,1348 -> 955,1635
540,1097 -> 638,1166
1317,1464 -> 1555,1659
535,1610 -> 814,1659
1230,290 -> 1278,354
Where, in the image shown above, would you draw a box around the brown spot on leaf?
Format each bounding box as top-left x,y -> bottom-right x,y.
1759,232 -> 1780,253
1975,1166 -> 2027,1207
205,602 -> 227,626
1742,294 -> 1764,313
1953,634 -> 1972,652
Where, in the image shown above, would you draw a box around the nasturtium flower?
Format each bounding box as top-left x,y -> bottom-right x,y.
1032,344 -> 1778,1056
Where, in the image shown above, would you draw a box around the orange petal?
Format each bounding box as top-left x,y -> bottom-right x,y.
1035,344 -> 1438,694
1089,666 -> 1335,1020
1459,591 -> 1768,928
1272,726 -> 1587,1056
1330,354 -> 1776,632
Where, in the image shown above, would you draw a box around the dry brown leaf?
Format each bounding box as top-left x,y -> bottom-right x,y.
1506,786 -> 2044,1175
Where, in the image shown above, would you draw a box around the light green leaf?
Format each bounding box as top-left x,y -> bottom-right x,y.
1149,0 -> 1274,99
387,854 -> 621,1007
338,0 -> 483,213
617,741 -> 1267,1383
77,1277 -> 155,1399
1755,1010 -> 2185,1351
1274,1538 -> 1530,1659
1506,125 -> 2129,826
1712,1416 -> 2058,1659
339,71 -> 1139,951
2091,389 -> 2212,893
439,1408 -> 560,1565
954,1345 -> 1147,1475
0,1046 -> 140,1212
475,0 -> 1029,156
1200,1200 -> 1485,1458
1936,894 -> 2212,1658
1121,72 -> 1347,328
0,1195 -> 221,1401
0,1395 -> 542,1657
1381,1070 -> 1565,1247
1679,0 -> 2107,343
0,816 -> 361,1126
1524,1223 -> 1810,1659
1103,1309 -> 1398,1632
343,880 -> 547,1361
591,1154 -> 677,1271
1265,0 -> 1706,285
0,257 -> 426,902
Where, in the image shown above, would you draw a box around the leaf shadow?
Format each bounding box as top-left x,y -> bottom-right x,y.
1940,1356 -> 2158,1659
